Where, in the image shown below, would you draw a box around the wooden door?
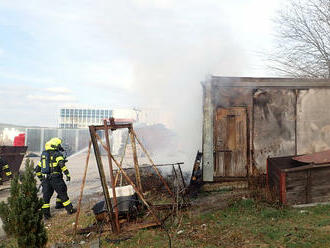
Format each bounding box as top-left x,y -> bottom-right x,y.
214,107 -> 247,177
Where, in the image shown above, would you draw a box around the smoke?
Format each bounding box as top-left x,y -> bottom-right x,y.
88,1 -> 247,171
0,0 -> 254,172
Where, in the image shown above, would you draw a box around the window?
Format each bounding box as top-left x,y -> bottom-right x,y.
83,109 -> 87,117
92,110 -> 95,117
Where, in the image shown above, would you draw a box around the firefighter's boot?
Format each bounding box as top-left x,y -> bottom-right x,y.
55,198 -> 64,209
65,204 -> 77,215
42,208 -> 51,220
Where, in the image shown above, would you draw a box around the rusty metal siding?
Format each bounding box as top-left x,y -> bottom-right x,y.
253,89 -> 296,173
297,89 -> 330,154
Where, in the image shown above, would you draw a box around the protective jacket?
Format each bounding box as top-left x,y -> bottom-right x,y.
0,156 -> 12,184
35,150 -> 70,180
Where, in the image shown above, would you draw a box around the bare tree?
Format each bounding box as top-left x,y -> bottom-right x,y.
270,0 -> 330,79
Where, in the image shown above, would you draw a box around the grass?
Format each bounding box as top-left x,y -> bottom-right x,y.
3,194 -> 330,247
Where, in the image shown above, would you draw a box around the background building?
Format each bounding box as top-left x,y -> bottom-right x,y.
57,106 -> 169,129
58,107 -> 113,128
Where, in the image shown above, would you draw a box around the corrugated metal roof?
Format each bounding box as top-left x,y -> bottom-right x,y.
293,150 -> 330,164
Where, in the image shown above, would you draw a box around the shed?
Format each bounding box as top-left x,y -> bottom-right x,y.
202,76 -> 330,182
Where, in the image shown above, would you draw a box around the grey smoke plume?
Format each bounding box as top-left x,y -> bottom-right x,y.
89,1 -> 247,171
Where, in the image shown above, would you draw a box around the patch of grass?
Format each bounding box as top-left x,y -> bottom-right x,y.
5,191 -> 330,247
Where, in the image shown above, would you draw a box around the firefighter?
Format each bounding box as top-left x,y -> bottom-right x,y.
0,156 -> 13,185
35,137 -> 76,219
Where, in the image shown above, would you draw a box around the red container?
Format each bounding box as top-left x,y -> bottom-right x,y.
13,133 -> 25,146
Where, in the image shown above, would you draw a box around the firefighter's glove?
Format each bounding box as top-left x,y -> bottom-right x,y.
66,176 -> 71,182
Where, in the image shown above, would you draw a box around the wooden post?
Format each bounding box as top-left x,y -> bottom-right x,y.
306,169 -> 312,204
114,170 -> 120,186
279,171 -> 287,205
131,129 -> 174,197
177,163 -> 186,189
73,140 -> 91,236
103,120 -> 120,233
129,128 -> 143,192
89,126 -> 117,233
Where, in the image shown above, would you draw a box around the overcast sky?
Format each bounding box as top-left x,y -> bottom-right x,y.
0,0 -> 284,127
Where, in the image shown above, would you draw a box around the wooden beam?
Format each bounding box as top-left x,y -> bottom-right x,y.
89,126 -> 117,233
129,128 -> 142,192
73,141 -> 92,236
103,120 -> 120,233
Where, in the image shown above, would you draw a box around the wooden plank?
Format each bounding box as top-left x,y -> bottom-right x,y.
286,179 -> 307,188
284,163 -> 330,172
129,129 -> 142,192
306,169 -> 311,203
94,123 -> 132,130
286,171 -> 307,179
286,184 -> 307,193
311,196 -> 330,203
310,186 -> 330,196
280,172 -> 287,204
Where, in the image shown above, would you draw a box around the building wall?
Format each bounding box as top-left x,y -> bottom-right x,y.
253,89 -> 296,172
202,77 -> 330,181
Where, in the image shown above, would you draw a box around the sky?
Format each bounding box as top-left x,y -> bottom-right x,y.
0,0 -> 284,127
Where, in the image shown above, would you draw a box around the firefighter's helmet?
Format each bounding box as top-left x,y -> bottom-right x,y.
45,137 -> 64,151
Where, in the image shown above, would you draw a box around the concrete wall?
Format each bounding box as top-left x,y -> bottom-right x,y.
297,89 -> 330,154
253,89 -> 296,172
